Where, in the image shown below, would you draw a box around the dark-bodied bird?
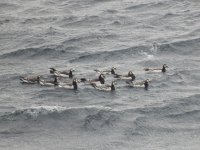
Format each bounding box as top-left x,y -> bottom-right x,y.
80,74 -> 105,84
39,76 -> 59,86
94,67 -> 117,75
58,79 -> 78,90
20,75 -> 40,84
114,71 -> 136,81
49,68 -> 74,78
90,81 -> 116,91
127,79 -> 150,90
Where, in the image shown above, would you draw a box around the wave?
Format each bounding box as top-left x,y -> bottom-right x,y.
60,15 -> 102,27
167,68 -> 200,86
105,9 -> 118,14
159,37 -> 200,55
132,115 -> 200,136
1,94 -> 200,136
69,45 -> 150,63
0,105 -> 117,119
61,32 -> 117,46
0,106 -> 122,135
0,18 -> 11,25
57,16 -> 78,26
137,94 -> 200,118
0,128 -> 24,135
21,16 -> 58,25
69,37 -> 200,63
132,116 -> 177,136
0,106 -> 67,121
111,20 -> 121,25
126,3 -> 149,10
167,109 -> 200,119
83,109 -> 120,130
0,2 -> 20,12
147,70 -> 187,88
0,47 -> 77,59
126,1 -> 168,11
2,36 -> 198,61
126,94 -> 200,136
92,0 -> 114,3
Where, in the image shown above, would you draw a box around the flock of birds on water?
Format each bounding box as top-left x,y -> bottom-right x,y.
20,64 -> 168,91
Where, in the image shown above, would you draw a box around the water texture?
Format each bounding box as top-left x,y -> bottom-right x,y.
0,0 -> 200,149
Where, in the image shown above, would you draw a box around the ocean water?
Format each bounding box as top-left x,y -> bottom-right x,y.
0,0 -> 200,149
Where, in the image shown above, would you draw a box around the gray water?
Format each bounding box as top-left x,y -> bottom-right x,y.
0,0 -> 200,149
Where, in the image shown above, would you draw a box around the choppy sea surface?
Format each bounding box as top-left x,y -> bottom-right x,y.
0,0 -> 200,149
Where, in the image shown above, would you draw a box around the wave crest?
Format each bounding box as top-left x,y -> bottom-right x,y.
0,105 -> 115,121
0,47 -> 69,59
160,38 -> 200,55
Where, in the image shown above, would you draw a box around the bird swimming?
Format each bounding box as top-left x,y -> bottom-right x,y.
90,81 -> 116,91
20,75 -> 40,84
94,67 -> 117,75
127,79 -> 150,90
114,71 -> 136,81
49,68 -> 74,78
20,64 -> 167,92
49,67 -> 56,74
39,76 -> 59,86
144,64 -> 168,73
144,79 -> 149,90
80,74 -> 105,84
58,79 -> 78,90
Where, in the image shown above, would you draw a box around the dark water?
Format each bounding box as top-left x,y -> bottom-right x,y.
0,0 -> 200,149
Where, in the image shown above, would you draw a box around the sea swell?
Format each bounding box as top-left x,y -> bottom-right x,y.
69,45 -> 150,63
127,94 -> 200,136
1,0 -> 200,148
1,35 -> 199,62
0,47 -> 76,60
0,105 -> 119,122
1,94 -> 200,134
159,37 -> 200,55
